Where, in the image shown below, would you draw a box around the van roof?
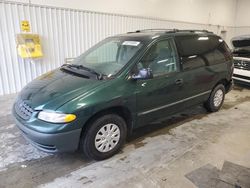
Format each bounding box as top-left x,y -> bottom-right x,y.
115,29 -> 217,42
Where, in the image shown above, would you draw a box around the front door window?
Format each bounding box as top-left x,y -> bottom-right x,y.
139,39 -> 178,77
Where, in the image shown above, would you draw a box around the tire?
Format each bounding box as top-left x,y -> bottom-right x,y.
204,84 -> 225,112
80,114 -> 127,160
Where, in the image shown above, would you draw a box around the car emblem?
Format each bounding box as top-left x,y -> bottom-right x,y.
238,60 -> 246,67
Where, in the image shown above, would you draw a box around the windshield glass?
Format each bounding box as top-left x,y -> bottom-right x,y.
232,40 -> 250,48
72,38 -> 144,77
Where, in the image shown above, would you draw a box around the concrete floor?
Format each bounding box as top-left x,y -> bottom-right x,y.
0,84 -> 250,188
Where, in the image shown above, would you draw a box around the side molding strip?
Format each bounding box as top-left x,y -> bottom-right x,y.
138,90 -> 211,116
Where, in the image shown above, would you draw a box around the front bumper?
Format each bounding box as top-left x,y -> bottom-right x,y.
13,115 -> 82,153
233,68 -> 250,84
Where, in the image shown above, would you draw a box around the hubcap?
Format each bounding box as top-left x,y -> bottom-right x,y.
95,123 -> 120,153
213,89 -> 223,107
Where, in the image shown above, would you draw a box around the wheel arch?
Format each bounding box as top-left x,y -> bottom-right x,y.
80,106 -> 134,142
214,78 -> 231,93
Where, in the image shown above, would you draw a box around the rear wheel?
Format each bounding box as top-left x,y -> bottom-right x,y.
81,114 -> 127,160
205,84 -> 225,112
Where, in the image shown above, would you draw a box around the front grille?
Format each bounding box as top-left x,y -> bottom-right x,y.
233,59 -> 250,70
15,100 -> 34,120
233,74 -> 250,81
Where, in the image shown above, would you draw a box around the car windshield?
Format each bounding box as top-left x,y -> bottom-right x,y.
72,37 -> 144,77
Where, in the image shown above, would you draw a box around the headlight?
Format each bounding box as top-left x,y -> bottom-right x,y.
38,111 -> 76,123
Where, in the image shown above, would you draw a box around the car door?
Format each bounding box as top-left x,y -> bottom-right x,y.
174,35 -> 220,105
134,38 -> 185,127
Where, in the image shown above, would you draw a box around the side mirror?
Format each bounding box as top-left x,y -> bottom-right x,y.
131,68 -> 153,80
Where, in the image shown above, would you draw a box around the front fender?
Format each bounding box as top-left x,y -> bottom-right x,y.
56,78 -> 137,131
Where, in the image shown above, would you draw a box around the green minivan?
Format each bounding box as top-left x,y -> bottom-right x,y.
13,29 -> 233,160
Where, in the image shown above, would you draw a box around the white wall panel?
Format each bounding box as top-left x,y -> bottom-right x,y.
233,27 -> 250,38
6,0 -> 238,26
234,0 -> 250,27
0,1 -> 232,95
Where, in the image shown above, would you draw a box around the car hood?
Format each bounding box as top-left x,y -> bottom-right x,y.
231,35 -> 250,48
18,68 -> 104,111
231,35 -> 250,58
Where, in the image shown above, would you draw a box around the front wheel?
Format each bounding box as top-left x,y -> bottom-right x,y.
80,114 -> 127,160
204,84 -> 225,112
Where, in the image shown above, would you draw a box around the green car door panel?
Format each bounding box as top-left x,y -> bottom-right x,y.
135,72 -> 185,127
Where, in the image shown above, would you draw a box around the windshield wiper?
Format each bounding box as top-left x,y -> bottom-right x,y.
62,64 -> 104,80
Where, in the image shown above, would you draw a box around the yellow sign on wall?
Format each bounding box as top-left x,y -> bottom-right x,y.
21,20 -> 30,32
16,34 -> 43,59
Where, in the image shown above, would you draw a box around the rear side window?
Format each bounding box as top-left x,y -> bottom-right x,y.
175,35 -> 230,70
175,35 -> 213,57
175,35 -> 211,70
180,55 -> 206,70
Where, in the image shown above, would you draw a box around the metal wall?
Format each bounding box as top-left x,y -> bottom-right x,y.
0,1 -> 230,95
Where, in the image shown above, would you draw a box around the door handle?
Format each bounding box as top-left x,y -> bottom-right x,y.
175,79 -> 183,86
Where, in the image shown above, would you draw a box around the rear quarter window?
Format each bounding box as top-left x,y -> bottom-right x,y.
211,39 -> 232,65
